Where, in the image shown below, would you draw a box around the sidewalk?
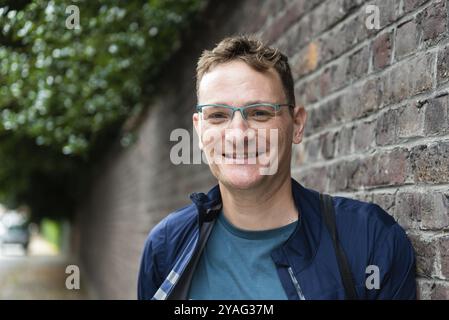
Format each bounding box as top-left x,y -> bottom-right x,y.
0,233 -> 89,299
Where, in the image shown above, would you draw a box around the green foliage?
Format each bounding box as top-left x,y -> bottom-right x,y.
41,217 -> 61,249
0,0 -> 204,219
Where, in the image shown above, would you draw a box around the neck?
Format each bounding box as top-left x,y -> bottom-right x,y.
219,176 -> 299,231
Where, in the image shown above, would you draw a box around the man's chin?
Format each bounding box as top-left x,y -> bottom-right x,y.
218,166 -> 265,190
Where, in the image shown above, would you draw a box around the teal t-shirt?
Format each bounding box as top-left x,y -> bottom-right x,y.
188,211 -> 297,300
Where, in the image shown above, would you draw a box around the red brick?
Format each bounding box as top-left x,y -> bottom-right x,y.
353,120 -> 376,152
408,234 -> 437,277
319,12 -> 369,66
303,75 -> 321,104
410,142 -> 449,184
403,0 -> 429,13
424,94 -> 449,135
373,32 -> 392,70
430,283 -> 449,300
437,45 -> 449,85
418,0 -> 448,44
374,0 -> 402,27
421,193 -> 449,230
299,138 -> 321,164
336,125 -> 353,157
263,1 -> 305,44
376,148 -> 411,185
439,236 -> 449,279
396,19 -> 419,58
382,52 -> 434,105
320,131 -> 337,159
417,279 -> 433,300
396,192 -> 449,230
293,42 -> 321,78
375,108 -> 399,146
349,148 -> 410,189
319,66 -> 332,97
295,166 -> 328,192
397,102 -> 426,139
341,78 -> 383,121
395,192 -> 421,230
327,160 -> 359,192
372,193 -> 396,214
346,45 -> 370,80
304,96 -> 343,134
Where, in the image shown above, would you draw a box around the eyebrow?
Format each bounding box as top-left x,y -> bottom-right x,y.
208,100 -> 276,106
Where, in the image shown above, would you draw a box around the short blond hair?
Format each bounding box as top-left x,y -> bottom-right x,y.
196,35 -> 296,105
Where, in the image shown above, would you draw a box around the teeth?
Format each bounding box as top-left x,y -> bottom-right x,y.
223,154 -> 258,158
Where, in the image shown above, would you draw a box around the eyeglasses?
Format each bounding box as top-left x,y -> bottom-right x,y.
196,103 -> 293,127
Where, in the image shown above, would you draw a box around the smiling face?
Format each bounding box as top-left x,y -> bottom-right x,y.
193,60 -> 306,191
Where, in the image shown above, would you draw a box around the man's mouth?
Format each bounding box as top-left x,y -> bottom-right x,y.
222,152 -> 265,160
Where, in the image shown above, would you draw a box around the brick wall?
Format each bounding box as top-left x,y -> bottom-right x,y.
75,0 -> 449,299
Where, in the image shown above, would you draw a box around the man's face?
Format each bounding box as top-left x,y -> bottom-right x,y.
193,60 -> 306,191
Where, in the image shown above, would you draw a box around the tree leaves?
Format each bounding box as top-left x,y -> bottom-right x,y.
0,0 -> 203,218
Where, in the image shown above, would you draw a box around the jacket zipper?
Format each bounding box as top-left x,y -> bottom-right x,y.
288,267 -> 306,300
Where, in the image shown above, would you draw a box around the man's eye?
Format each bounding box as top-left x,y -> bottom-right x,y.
253,110 -> 270,116
209,112 -> 228,119
247,108 -> 274,120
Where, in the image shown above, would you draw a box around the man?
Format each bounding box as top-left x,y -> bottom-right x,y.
137,35 -> 416,300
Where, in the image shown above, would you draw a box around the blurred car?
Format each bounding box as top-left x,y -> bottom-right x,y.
0,213 -> 30,252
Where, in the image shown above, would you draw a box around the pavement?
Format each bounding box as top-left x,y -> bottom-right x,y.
0,233 -> 89,300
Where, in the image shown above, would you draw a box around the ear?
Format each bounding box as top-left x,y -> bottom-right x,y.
292,105 -> 307,144
193,112 -> 203,150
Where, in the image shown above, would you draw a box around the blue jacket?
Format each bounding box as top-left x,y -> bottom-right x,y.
137,179 -> 416,300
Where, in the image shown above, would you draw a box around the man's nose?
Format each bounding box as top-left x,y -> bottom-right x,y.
225,111 -> 252,143
228,110 -> 249,131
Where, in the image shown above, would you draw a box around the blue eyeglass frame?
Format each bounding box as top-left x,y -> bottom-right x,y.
195,103 -> 294,121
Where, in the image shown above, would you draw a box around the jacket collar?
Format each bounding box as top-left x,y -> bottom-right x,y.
190,184 -> 222,224
189,178 -> 323,272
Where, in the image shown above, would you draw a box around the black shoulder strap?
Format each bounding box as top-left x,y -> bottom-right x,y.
320,193 -> 358,300
167,220 -> 215,300
167,204 -> 221,300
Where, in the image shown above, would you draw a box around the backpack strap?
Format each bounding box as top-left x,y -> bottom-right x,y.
320,193 -> 358,299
